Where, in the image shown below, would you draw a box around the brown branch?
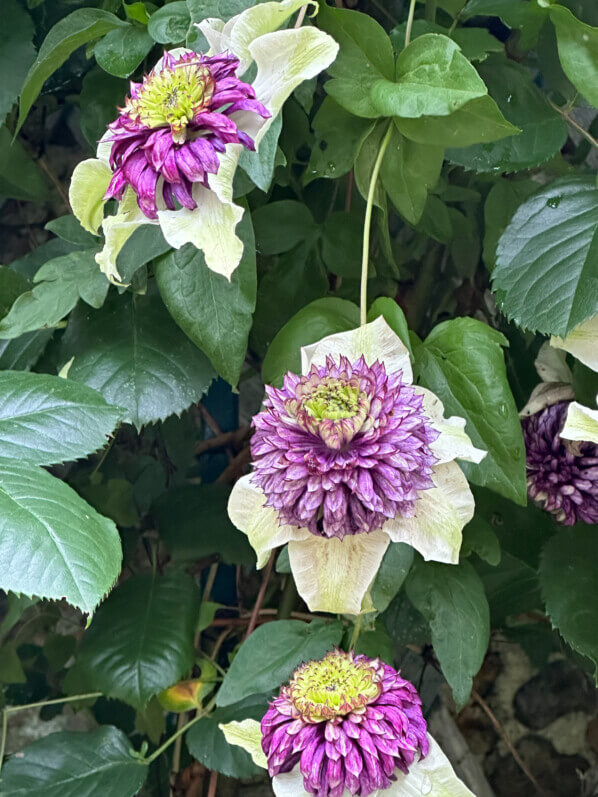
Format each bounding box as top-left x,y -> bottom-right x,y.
216,446 -> 251,484
194,426 -> 249,456
38,156 -> 71,213
207,769 -> 218,797
244,551 -> 276,640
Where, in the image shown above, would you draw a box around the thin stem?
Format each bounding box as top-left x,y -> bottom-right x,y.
145,698 -> 216,765
0,710 -> 8,776
4,692 -> 102,714
244,550 -> 276,639
202,562 -> 219,602
360,122 -> 394,326
294,4 -> 308,28
425,0 -> 437,23
349,614 -> 363,651
548,99 -> 598,150
404,0 -> 418,48
278,577 -> 298,620
207,769 -> 219,797
169,712 -> 186,797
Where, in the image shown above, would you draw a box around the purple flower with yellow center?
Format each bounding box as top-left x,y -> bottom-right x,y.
104,51 -> 269,220
220,650 -> 475,797
523,401 -> 598,525
228,318 -> 485,615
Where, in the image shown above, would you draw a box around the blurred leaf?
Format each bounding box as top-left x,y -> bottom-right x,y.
0,127 -> 48,202
148,2 -> 190,43
549,5 -> 598,111
0,0 -> 35,126
78,570 -> 200,708
0,266 -> 29,317
253,200 -> 318,256
461,517 -> 501,566
79,68 -> 127,149
0,644 -> 26,683
462,0 -> 548,49
321,211 -> 363,279
217,619 -> 344,707
95,24 -> 154,78
354,624 -> 394,663
477,551 -> 542,624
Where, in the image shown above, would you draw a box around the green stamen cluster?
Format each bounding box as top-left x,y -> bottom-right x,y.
303,380 -> 362,421
287,650 -> 382,723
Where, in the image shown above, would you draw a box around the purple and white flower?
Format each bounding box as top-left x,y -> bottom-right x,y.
228,318 -> 485,614
220,649 -> 474,797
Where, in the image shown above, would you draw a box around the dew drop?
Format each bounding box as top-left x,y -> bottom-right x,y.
546,196 -> 563,209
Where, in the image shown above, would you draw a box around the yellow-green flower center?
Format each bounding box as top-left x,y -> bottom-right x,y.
287,651 -> 382,723
303,380 -> 362,421
128,61 -> 214,142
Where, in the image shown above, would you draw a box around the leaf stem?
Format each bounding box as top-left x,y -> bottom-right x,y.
404,0 -> 418,48
548,99 -> 598,150
360,123 -> 394,326
145,697 -> 216,765
425,0 -> 437,23
0,710 -> 8,776
349,613 -> 363,651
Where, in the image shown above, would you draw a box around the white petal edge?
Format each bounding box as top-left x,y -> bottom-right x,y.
534,341 -> 572,384
272,735 -> 474,797
415,387 -> 486,465
551,315 -> 598,373
383,462 -> 474,565
69,158 -> 112,236
518,382 -> 574,418
287,529 -> 389,615
96,189 -> 151,285
301,317 -> 413,382
561,400 -> 598,445
219,719 -> 268,769
227,474 -> 311,568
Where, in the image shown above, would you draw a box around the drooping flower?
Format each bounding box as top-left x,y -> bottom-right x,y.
103,51 -> 270,220
522,400 -> 598,525
228,317 -> 485,614
69,0 -> 339,283
220,649 -> 475,797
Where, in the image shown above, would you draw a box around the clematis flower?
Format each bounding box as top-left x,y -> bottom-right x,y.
220,649 -> 474,797
228,317 -> 485,614
69,0 -> 338,283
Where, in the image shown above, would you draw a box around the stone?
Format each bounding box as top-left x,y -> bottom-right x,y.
514,660 -> 597,730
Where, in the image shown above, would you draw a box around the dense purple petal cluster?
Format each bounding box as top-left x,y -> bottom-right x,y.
250,355 -> 438,539
104,51 -> 269,218
523,401 -> 598,524
261,651 -> 429,797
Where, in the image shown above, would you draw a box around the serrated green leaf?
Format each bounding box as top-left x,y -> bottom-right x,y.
447,56 -> 567,173
94,23 -> 154,78
406,559 -> 490,709
155,211 -> 255,387
0,251 -> 109,339
371,34 -> 487,119
0,372 -> 121,465
217,619 -> 344,707
262,298 -> 360,387
539,525 -> 598,677
148,1 -> 190,44
549,4 -> 598,108
0,0 -> 35,126
78,570 -> 200,708
0,726 -> 148,796
0,458 -> 121,614
17,8 -> 127,133
60,291 -> 216,428
153,483 -> 255,566
416,317 -> 527,504
493,175 -> 598,337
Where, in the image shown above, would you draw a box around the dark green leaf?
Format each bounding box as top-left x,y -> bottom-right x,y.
321,212 -> 363,279
462,0 -> 548,49
217,619 -> 344,707
0,127 -> 48,202
549,5 -> 598,110
239,113 -> 283,193
416,317 -> 527,504
45,215 -> 99,247
370,542 -> 414,613
148,2 -> 190,44
540,525 -> 598,677
354,624 -> 394,663
79,68 -> 127,149
95,24 -> 154,78
477,552 -> 542,624
0,266 -> 29,317
253,200 -> 318,256
155,212 -> 256,386
17,9 -> 127,132
0,330 -> 52,371
461,517 -> 501,566
60,292 -> 216,428
0,458 -> 121,614
78,570 -> 200,708
0,0 -> 35,126
153,483 -> 255,566
406,559 -> 490,708
116,225 -> 171,285
0,726 -> 148,796
493,176 -> 598,337
482,178 -> 536,270
262,297 -> 360,387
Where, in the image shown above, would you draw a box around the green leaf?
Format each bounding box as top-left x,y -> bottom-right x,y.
78,570 -> 200,708
416,317 -> 527,504
0,126 -> 48,202
370,542 -> 414,613
252,200 -> 318,256
371,34 -> 487,119
0,458 -> 121,614
79,68 -> 127,149
153,484 -> 255,566
239,113 -> 283,193
395,95 -> 519,148
116,225 -> 171,285
354,624 -> 394,663
95,23 -> 154,78
461,517 -> 501,566
60,291 -> 216,428
45,215 -> 99,247
0,251 -> 109,339
321,211 -> 363,279
539,525 -> 598,677
17,8 -> 127,133
381,125 -> 444,225
462,0 -> 548,49
447,56 -> 567,173
0,726 -> 148,796
262,297 -> 360,387
406,559 -> 490,709
306,98 -> 375,183
477,552 -> 542,624
186,695 -> 268,778
549,5 -> 598,108
493,175 -> 598,337
482,178 -> 536,270
148,2 -> 190,44
0,0 -> 35,126
0,330 -> 53,372
155,212 -> 256,387
0,372 -> 121,465
0,266 -> 29,317
317,3 -> 395,118
124,2 -> 150,24
217,619 -> 344,707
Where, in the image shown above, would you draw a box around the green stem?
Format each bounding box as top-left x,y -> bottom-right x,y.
404,0 -> 418,48
145,698 -> 216,765
360,123 -> 394,326
0,710 -> 8,776
548,98 -> 598,150
425,0 -> 437,23
349,614 -> 363,651
278,577 -> 298,620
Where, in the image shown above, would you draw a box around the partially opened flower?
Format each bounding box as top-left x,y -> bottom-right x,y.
69,0 -> 338,283
220,649 -> 474,797
228,317 -> 485,614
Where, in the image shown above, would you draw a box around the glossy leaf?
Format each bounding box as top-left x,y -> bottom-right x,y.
148,2 -> 191,44
94,24 -> 154,78
549,5 -> 598,108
